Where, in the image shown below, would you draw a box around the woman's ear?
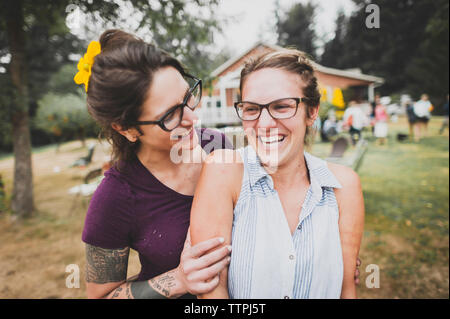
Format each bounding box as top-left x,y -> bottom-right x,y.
306,105 -> 320,126
111,123 -> 139,142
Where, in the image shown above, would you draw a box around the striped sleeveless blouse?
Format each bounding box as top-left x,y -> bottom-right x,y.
228,146 -> 344,299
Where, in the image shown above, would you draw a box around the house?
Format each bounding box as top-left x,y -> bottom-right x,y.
195,42 -> 384,127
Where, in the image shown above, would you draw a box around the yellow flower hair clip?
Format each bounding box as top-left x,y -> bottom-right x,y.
74,41 -> 101,92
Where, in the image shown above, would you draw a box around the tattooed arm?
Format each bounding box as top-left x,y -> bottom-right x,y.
85,244 -> 184,299
85,236 -> 231,299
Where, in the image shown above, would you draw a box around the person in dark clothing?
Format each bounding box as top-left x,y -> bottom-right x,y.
76,29 -> 233,299
439,94 -> 449,135
406,101 -> 417,141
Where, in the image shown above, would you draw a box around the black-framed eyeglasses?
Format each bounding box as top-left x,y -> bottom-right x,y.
135,74 -> 202,132
234,97 -> 309,121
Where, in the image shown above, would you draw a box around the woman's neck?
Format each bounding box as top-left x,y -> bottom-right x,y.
267,150 -> 310,189
136,144 -> 177,173
136,143 -> 204,173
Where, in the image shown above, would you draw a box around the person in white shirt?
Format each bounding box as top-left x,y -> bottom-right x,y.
413,94 -> 433,142
343,101 -> 368,145
190,49 -> 364,299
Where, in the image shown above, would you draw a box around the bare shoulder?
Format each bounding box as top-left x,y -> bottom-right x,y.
200,149 -> 244,202
326,162 -> 361,190
203,149 -> 244,179
204,148 -> 243,164
326,162 -> 364,218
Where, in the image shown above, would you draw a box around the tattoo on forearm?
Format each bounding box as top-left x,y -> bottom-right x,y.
108,283 -> 133,299
111,287 -> 122,298
85,244 -> 182,299
85,244 -> 129,284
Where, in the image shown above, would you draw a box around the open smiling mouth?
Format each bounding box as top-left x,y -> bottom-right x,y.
258,135 -> 286,145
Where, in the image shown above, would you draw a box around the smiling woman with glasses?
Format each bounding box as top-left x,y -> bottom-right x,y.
77,29 -> 233,300
190,48 -> 365,299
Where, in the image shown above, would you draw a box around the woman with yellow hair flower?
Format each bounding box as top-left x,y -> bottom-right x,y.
74,29 -> 233,299
74,29 -> 362,300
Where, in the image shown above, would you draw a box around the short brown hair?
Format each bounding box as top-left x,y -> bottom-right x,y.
239,48 -> 321,145
86,29 -> 186,167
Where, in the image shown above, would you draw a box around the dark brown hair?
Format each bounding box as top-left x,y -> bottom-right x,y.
239,48 -> 321,145
86,29 -> 186,167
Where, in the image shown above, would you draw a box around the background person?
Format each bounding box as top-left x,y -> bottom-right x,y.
413,94 -> 433,142
343,101 -> 367,145
405,98 -> 417,141
374,98 -> 389,145
370,94 -> 381,136
321,110 -> 339,142
439,94 -> 449,135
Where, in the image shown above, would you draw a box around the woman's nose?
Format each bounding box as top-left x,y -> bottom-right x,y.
180,106 -> 199,126
257,107 -> 277,128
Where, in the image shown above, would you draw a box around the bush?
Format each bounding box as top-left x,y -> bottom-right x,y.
33,92 -> 99,145
319,101 -> 334,122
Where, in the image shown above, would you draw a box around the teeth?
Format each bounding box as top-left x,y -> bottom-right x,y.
259,135 -> 285,143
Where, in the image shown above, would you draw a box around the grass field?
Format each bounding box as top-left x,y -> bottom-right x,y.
0,115 -> 448,298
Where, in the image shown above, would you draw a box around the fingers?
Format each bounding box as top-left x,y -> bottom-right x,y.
188,237 -> 225,258
197,245 -> 232,268
354,267 -> 360,285
183,245 -> 231,274
193,275 -> 220,294
187,256 -> 231,283
179,237 -> 231,295
354,257 -> 361,285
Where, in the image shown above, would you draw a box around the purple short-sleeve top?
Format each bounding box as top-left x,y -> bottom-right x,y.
82,128 -> 233,283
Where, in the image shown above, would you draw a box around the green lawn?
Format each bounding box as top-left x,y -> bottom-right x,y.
311,116 -> 449,298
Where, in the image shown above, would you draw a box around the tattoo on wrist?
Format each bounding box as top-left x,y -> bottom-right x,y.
109,283 -> 133,299
129,270 -> 179,299
85,244 -> 129,284
130,280 -> 167,299
125,283 -> 133,299
111,287 -> 122,298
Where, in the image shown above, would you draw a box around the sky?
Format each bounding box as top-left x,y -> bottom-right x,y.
214,0 -> 356,56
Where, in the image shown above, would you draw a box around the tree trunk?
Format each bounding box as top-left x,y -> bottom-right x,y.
6,0 -> 34,218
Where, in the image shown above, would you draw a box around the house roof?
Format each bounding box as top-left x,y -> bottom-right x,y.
211,41 -> 384,85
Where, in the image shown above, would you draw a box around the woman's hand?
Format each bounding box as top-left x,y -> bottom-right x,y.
175,229 -> 231,296
354,257 -> 362,285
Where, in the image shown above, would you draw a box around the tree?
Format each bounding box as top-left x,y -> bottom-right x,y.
0,0 -> 221,218
320,0 -> 448,105
276,2 -> 318,59
1,1 -> 34,218
405,0 -> 449,109
320,10 -> 348,68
